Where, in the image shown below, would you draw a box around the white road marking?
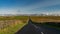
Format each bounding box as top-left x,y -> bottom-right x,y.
41,32 -> 44,34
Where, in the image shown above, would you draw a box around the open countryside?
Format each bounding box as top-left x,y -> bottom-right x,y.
0,16 -> 60,34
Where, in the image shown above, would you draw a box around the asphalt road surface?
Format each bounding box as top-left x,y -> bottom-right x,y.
15,19 -> 60,34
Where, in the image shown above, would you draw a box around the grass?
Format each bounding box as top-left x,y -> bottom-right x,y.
0,22 -> 26,34
30,16 -> 60,22
0,16 -> 28,34
0,16 -> 60,34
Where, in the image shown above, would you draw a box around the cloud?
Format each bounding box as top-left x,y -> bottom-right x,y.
0,8 -> 18,14
20,0 -> 60,14
0,0 -> 60,14
25,0 -> 60,10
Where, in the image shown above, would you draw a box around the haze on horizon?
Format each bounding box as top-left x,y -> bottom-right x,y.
0,0 -> 60,15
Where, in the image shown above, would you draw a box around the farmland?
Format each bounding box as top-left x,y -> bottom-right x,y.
0,16 -> 60,34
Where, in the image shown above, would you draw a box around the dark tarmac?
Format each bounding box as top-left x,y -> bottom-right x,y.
15,19 -> 60,34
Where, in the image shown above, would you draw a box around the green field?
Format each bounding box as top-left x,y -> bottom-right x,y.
0,16 -> 60,34
0,20 -> 27,34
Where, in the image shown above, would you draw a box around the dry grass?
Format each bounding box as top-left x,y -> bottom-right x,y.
0,16 -> 60,34
0,16 -> 60,23
30,16 -> 60,23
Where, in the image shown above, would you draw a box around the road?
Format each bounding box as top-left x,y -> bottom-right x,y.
37,25 -> 60,34
15,19 -> 60,34
15,23 -> 60,34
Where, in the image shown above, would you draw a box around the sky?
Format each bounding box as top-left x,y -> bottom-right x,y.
0,0 -> 60,15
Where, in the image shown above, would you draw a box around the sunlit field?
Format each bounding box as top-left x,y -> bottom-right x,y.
0,16 -> 60,34
0,20 -> 26,34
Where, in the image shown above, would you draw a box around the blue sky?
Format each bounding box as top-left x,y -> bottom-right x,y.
0,0 -> 60,14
